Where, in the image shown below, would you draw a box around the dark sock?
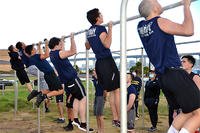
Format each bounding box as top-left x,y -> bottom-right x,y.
74,118 -> 79,123
68,119 -> 73,125
80,122 -> 86,127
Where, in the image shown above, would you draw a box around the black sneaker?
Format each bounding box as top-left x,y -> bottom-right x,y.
27,90 -> 39,101
54,118 -> 65,123
147,127 -> 157,132
35,93 -> 46,107
78,123 -> 94,132
63,124 -> 73,131
127,123 -> 134,131
112,120 -> 120,128
72,119 -> 80,127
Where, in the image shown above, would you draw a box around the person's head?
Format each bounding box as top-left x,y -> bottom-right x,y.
92,69 -> 97,78
138,0 -> 162,18
87,8 -> 103,25
149,70 -> 156,80
181,55 -> 196,70
8,45 -> 18,52
25,44 -> 36,56
127,73 -> 134,84
48,37 -> 63,50
16,41 -> 25,50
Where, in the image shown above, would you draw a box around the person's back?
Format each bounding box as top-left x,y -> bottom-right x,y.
138,17 -> 181,74
8,45 -> 24,70
50,50 -> 77,83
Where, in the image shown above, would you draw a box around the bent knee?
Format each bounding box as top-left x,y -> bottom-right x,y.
192,108 -> 200,116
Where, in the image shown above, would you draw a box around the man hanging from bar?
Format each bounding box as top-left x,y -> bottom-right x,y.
137,0 -> 200,133
86,8 -> 121,128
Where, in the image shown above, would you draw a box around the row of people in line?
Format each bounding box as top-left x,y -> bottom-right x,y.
8,0 -> 200,132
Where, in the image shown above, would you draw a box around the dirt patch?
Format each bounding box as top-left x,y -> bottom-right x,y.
0,110 -> 169,133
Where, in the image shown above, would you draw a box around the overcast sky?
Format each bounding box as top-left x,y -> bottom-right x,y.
0,0 -> 199,56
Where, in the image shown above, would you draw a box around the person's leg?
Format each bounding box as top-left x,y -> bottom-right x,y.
44,99 -> 50,112
99,116 -> 104,133
109,91 -> 119,122
168,112 -> 192,132
180,108 -> 200,133
56,102 -> 65,122
114,88 -> 120,121
168,105 -> 174,126
72,98 -> 80,127
26,83 -> 32,92
151,103 -> 158,128
96,116 -> 101,133
135,95 -> 139,118
79,96 -> 86,123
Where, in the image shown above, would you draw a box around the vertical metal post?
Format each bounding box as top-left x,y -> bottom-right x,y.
37,69 -> 40,133
14,71 -> 18,118
1,84 -> 5,95
85,33 -> 90,132
120,0 -> 128,132
74,53 -> 78,67
141,48 -> 145,129
32,81 -> 35,109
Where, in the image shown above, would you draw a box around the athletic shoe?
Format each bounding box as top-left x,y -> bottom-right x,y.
78,123 -> 94,132
63,124 -> 73,131
35,93 -> 46,107
72,119 -> 80,127
112,120 -> 120,128
54,118 -> 65,123
127,126 -> 134,131
27,90 -> 39,101
147,127 -> 157,132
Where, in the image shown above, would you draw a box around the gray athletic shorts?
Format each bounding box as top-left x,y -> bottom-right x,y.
127,108 -> 135,128
27,65 -> 48,90
93,96 -> 104,116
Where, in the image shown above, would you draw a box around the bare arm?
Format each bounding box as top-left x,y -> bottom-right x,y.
59,33 -> 77,59
127,94 -> 136,111
158,0 -> 194,36
40,40 -> 49,59
85,41 -> 91,50
99,21 -> 112,49
193,75 -> 200,90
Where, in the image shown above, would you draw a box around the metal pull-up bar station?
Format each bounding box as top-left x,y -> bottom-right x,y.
29,0 -> 198,132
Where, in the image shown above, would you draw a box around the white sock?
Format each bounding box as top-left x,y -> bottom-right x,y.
167,125 -> 179,133
179,128 -> 189,133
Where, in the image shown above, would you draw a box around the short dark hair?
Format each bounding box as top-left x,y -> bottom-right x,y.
87,8 -> 100,25
127,72 -> 134,80
181,55 -> 196,67
8,45 -> 14,52
48,37 -> 60,49
25,45 -> 34,56
16,42 -> 23,50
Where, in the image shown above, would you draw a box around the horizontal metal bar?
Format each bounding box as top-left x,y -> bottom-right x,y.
63,0 -> 197,39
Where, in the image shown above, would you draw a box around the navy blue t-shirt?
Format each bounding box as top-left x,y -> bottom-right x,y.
50,50 -> 77,84
30,54 -> 53,74
127,84 -> 137,108
92,76 -> 104,96
86,25 -> 112,59
137,16 -> 181,74
18,50 -> 33,68
8,52 -> 24,70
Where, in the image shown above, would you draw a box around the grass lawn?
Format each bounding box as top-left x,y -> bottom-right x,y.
0,79 -> 170,133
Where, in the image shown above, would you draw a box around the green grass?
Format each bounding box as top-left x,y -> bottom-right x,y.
0,78 -> 170,132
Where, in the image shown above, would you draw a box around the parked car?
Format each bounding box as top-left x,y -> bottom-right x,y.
0,78 -> 14,89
